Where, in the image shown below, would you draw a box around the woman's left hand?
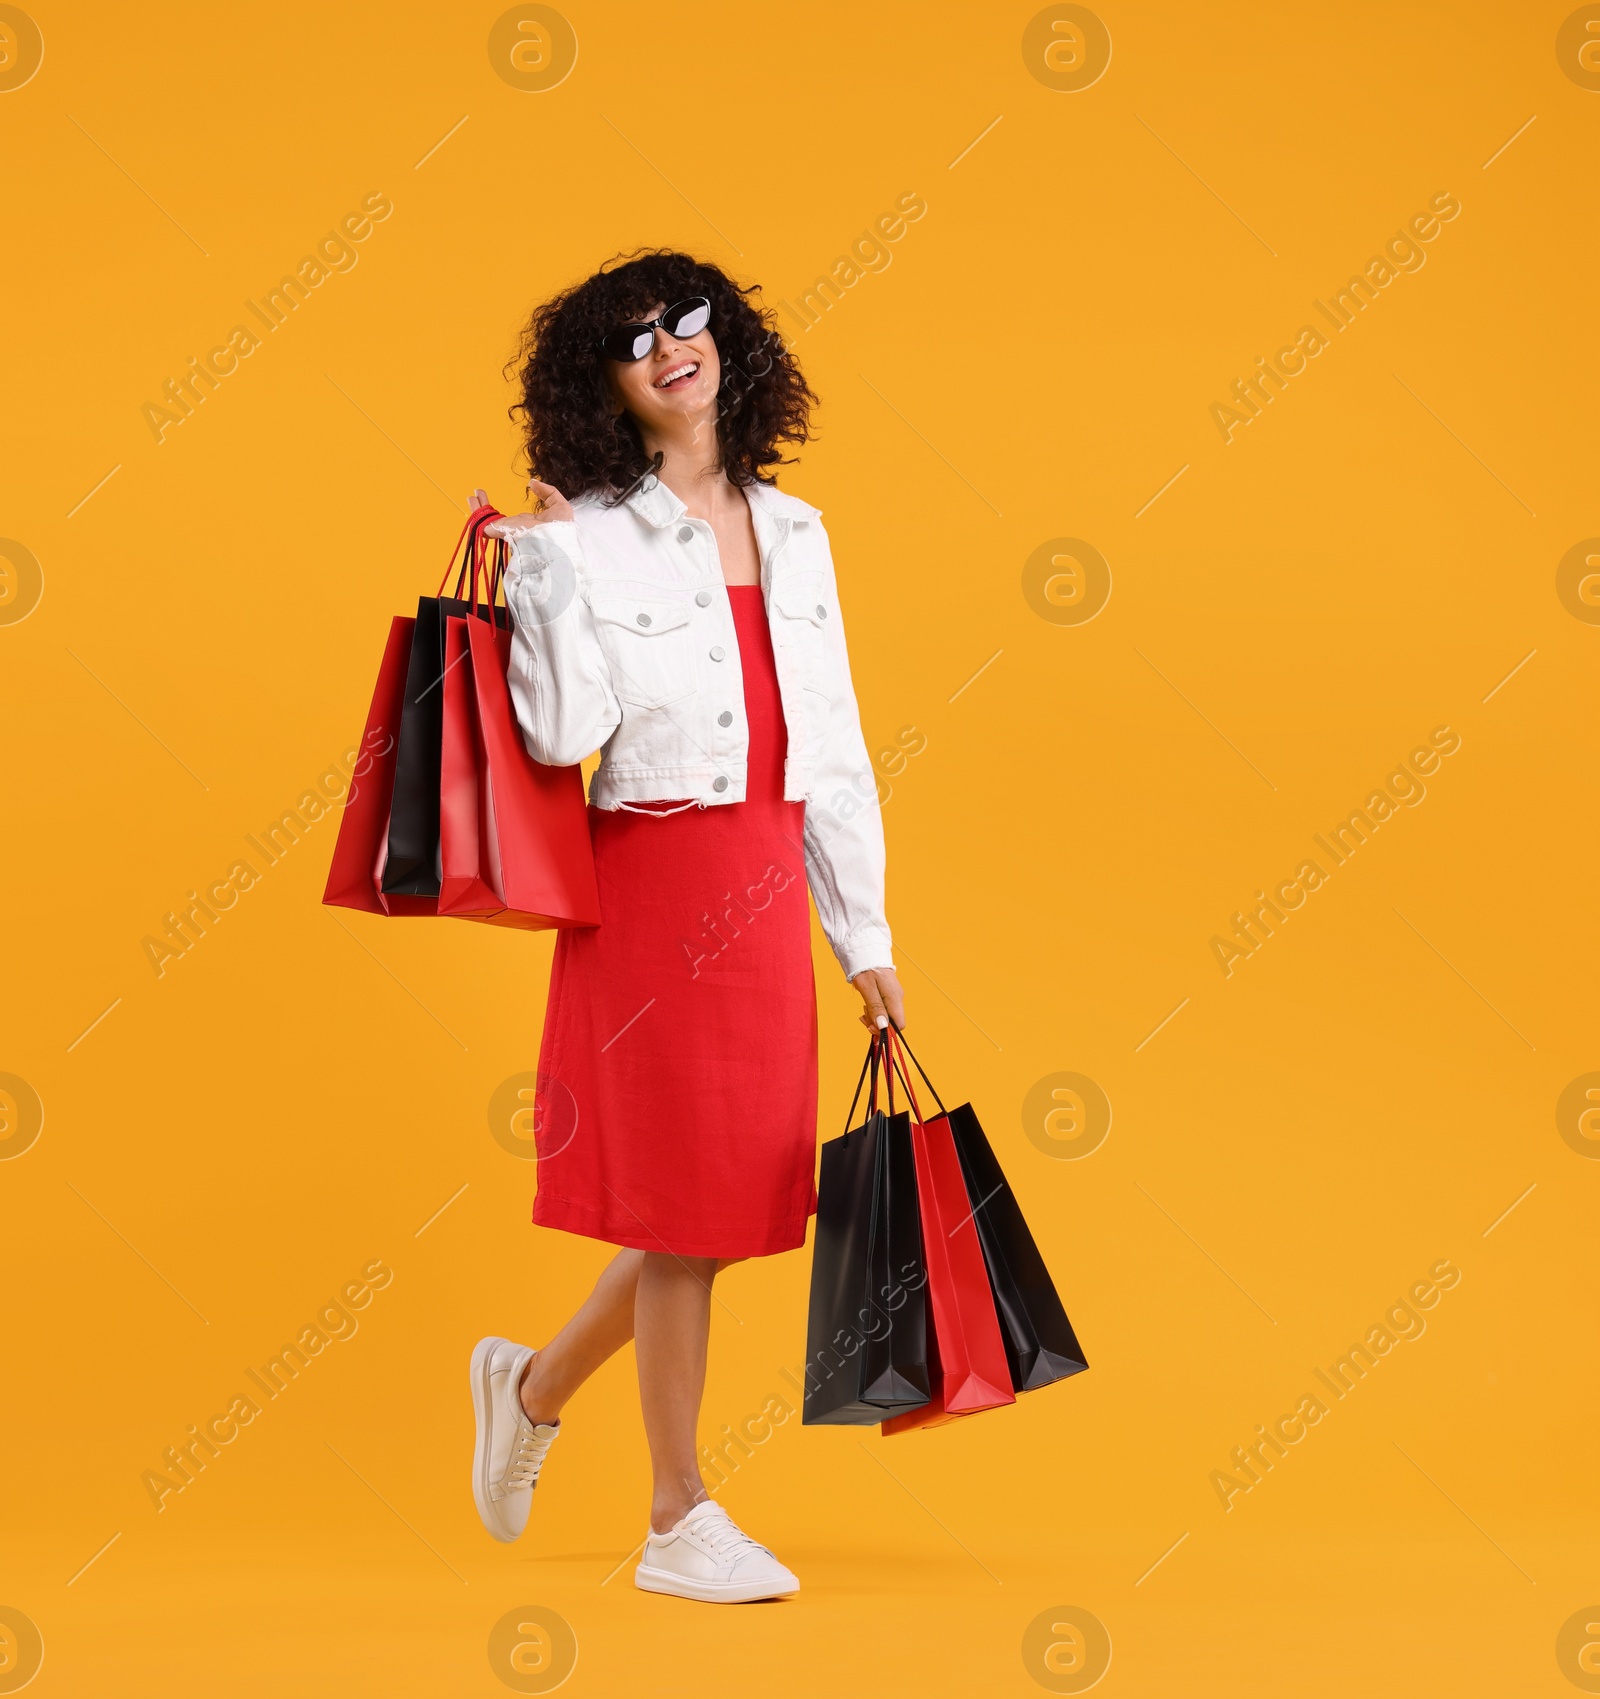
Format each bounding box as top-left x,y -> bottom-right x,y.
851,966 -> 906,1033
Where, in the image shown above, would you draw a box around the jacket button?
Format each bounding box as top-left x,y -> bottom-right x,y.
709,645 -> 725,661
695,588 -> 713,607
712,775 -> 729,792
717,710 -> 733,727
636,612 -> 652,627
816,604 -> 828,619
677,524 -> 694,544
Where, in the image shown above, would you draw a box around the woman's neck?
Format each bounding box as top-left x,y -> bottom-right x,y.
638,419 -> 737,522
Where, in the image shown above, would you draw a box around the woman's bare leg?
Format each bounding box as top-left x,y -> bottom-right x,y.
635,1251 -> 722,1533
519,1248 -> 643,1424
518,1250 -> 743,1431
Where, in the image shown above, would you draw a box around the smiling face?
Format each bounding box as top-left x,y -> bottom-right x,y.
605,301 -> 721,442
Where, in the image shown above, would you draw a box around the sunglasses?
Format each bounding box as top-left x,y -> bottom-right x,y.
600,297 -> 712,363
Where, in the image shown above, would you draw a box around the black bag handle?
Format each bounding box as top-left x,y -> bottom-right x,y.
440,506 -> 491,598
881,1027 -> 932,1127
843,1027 -> 936,1135
887,1024 -> 947,1116
842,1032 -> 881,1135
439,506 -> 509,621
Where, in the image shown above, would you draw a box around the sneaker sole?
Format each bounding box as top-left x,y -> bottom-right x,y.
634,1562 -> 798,1604
470,1335 -> 518,1544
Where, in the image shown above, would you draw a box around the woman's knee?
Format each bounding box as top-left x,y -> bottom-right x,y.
641,1250 -> 718,1281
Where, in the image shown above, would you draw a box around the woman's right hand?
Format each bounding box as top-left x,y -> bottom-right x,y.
476,479 -> 575,541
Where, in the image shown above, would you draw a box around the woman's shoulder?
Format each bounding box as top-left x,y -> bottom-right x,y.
566,489 -> 633,542
745,480 -> 823,524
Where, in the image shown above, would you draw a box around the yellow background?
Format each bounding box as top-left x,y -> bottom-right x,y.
3,1 -> 1598,1693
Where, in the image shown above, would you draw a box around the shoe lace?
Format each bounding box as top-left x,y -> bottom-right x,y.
504,1423 -> 556,1490
690,1504 -> 772,1562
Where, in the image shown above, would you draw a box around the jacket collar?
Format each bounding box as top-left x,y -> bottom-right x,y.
745,480 -> 820,523
620,475 -> 819,529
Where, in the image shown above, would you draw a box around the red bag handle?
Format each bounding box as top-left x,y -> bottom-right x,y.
888,1026 -> 947,1117
438,504 -> 491,596
882,1027 -> 923,1125
437,503 -> 507,620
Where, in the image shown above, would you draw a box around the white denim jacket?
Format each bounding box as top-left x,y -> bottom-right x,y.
502,475 -> 893,981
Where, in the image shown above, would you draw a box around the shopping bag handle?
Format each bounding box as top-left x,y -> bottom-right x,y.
885,1024 -> 947,1116
475,523 -> 509,622
438,505 -> 494,596
437,504 -> 508,621
882,1027 -> 923,1125
843,1026 -> 938,1134
842,1030 -> 883,1135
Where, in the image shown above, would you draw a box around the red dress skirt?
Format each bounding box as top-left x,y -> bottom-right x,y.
531,585 -> 819,1259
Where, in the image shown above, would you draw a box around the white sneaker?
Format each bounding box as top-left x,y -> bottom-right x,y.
634,1501 -> 799,1603
470,1336 -> 560,1543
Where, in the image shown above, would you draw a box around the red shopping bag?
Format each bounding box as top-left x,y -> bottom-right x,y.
322,616 -> 435,917
323,505 -> 600,929
438,606 -> 601,929
438,610 -> 498,919
880,1029 -> 1013,1434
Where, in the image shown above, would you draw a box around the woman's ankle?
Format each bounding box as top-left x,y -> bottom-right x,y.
649,1483 -> 708,1535
517,1352 -> 561,1427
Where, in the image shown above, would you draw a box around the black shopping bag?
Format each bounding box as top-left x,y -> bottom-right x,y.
896,1032 -> 1089,1394
803,1035 -> 931,1425
382,508 -> 512,896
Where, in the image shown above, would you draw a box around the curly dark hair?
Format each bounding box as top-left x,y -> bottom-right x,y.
508,250 -> 816,502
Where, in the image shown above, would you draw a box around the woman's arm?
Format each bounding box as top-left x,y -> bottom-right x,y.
801,525 -> 906,1030
485,482 -> 623,768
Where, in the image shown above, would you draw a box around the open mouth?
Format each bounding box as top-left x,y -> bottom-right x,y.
654,361 -> 700,390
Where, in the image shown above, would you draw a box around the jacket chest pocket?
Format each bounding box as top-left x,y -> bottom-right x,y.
589,590 -> 696,709
769,572 -> 832,689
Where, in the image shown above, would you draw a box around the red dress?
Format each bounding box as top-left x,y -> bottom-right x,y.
531,586 -> 819,1258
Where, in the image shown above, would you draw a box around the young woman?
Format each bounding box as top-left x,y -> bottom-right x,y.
467,251 -> 903,1604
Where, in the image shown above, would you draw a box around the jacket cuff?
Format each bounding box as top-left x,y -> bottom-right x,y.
506,520 -> 583,576
837,925 -> 894,983
504,524 -> 584,628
